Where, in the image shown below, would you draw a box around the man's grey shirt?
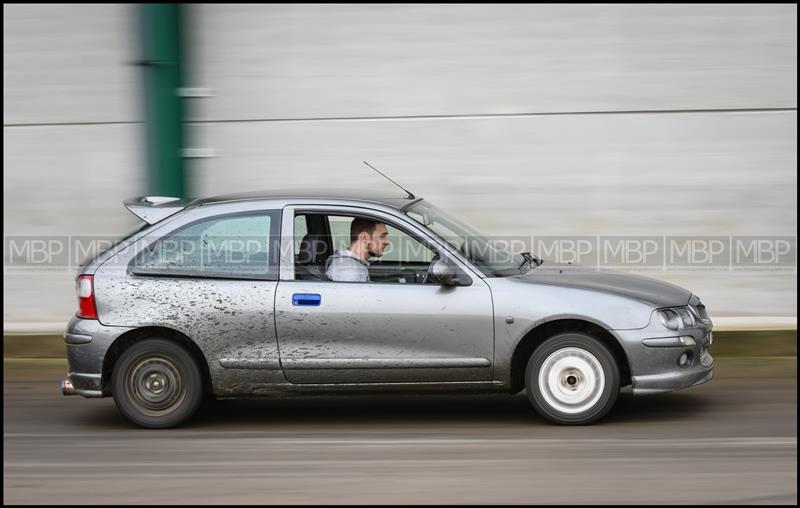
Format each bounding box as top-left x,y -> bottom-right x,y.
325,249 -> 370,282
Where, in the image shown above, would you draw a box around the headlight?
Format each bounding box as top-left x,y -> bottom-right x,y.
658,309 -> 682,330
676,307 -> 696,327
657,306 -> 697,330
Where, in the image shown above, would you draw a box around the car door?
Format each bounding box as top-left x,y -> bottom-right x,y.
274,204 -> 495,384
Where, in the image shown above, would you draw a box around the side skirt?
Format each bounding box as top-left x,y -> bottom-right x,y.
214,380 -> 510,398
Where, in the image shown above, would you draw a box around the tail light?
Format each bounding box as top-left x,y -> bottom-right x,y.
76,275 -> 98,319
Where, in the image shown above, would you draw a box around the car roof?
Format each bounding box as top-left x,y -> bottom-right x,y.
193,188 -> 421,210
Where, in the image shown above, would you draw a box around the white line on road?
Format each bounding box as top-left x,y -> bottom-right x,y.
3,434 -> 796,447
5,455 -> 798,470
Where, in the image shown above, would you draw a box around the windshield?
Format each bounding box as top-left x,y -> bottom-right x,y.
404,200 -> 529,277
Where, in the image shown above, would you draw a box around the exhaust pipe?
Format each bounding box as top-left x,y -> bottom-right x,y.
60,379 -> 76,396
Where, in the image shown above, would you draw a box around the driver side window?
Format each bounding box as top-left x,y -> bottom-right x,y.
381,224 -> 435,264
363,220 -> 436,284
294,212 -> 438,284
327,214 -> 437,284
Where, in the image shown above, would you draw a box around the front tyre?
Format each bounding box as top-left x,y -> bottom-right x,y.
525,333 -> 620,425
111,338 -> 204,429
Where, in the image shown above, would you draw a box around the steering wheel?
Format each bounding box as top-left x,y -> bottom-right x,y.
421,253 -> 440,285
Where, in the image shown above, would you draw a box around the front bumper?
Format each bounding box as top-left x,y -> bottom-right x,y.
615,319 -> 714,396
61,315 -> 133,398
629,357 -> 714,395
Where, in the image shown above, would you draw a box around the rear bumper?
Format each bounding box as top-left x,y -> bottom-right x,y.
59,377 -> 104,398
62,315 -> 133,398
61,373 -> 104,397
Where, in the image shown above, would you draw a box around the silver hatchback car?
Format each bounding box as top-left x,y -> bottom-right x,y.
61,190 -> 714,428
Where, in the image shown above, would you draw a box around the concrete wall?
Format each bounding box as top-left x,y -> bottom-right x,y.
190,4 -> 796,119
3,4 -> 797,328
3,4 -> 145,326
189,4 -> 796,320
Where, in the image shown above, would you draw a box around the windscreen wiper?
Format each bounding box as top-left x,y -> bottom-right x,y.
518,251 -> 543,272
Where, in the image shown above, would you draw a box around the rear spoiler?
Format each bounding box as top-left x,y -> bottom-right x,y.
123,196 -> 190,225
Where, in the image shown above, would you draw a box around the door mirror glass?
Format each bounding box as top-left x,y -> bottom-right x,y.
431,259 -> 469,287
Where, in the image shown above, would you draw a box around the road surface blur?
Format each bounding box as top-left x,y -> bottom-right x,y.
3,359 -> 796,504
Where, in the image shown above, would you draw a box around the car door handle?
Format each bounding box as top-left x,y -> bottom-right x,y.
292,293 -> 321,306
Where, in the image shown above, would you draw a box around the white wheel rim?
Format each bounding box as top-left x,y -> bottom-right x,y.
538,347 -> 605,414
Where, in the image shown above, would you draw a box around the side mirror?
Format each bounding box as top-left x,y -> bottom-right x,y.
430,259 -> 469,287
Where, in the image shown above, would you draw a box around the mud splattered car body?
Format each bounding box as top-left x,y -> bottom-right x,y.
62,190 -> 714,427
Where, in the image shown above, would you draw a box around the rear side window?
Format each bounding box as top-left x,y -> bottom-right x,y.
130,211 -> 281,280
79,221 -> 150,268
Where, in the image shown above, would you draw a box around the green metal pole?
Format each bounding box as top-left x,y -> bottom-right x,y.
139,4 -> 186,198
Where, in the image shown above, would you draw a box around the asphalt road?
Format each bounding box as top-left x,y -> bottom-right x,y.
3,359 -> 797,505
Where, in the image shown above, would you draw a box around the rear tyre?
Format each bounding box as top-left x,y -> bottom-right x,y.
525,332 -> 620,425
111,338 -> 204,429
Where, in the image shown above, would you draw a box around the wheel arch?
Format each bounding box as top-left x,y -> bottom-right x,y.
508,318 -> 631,393
101,326 -> 213,397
